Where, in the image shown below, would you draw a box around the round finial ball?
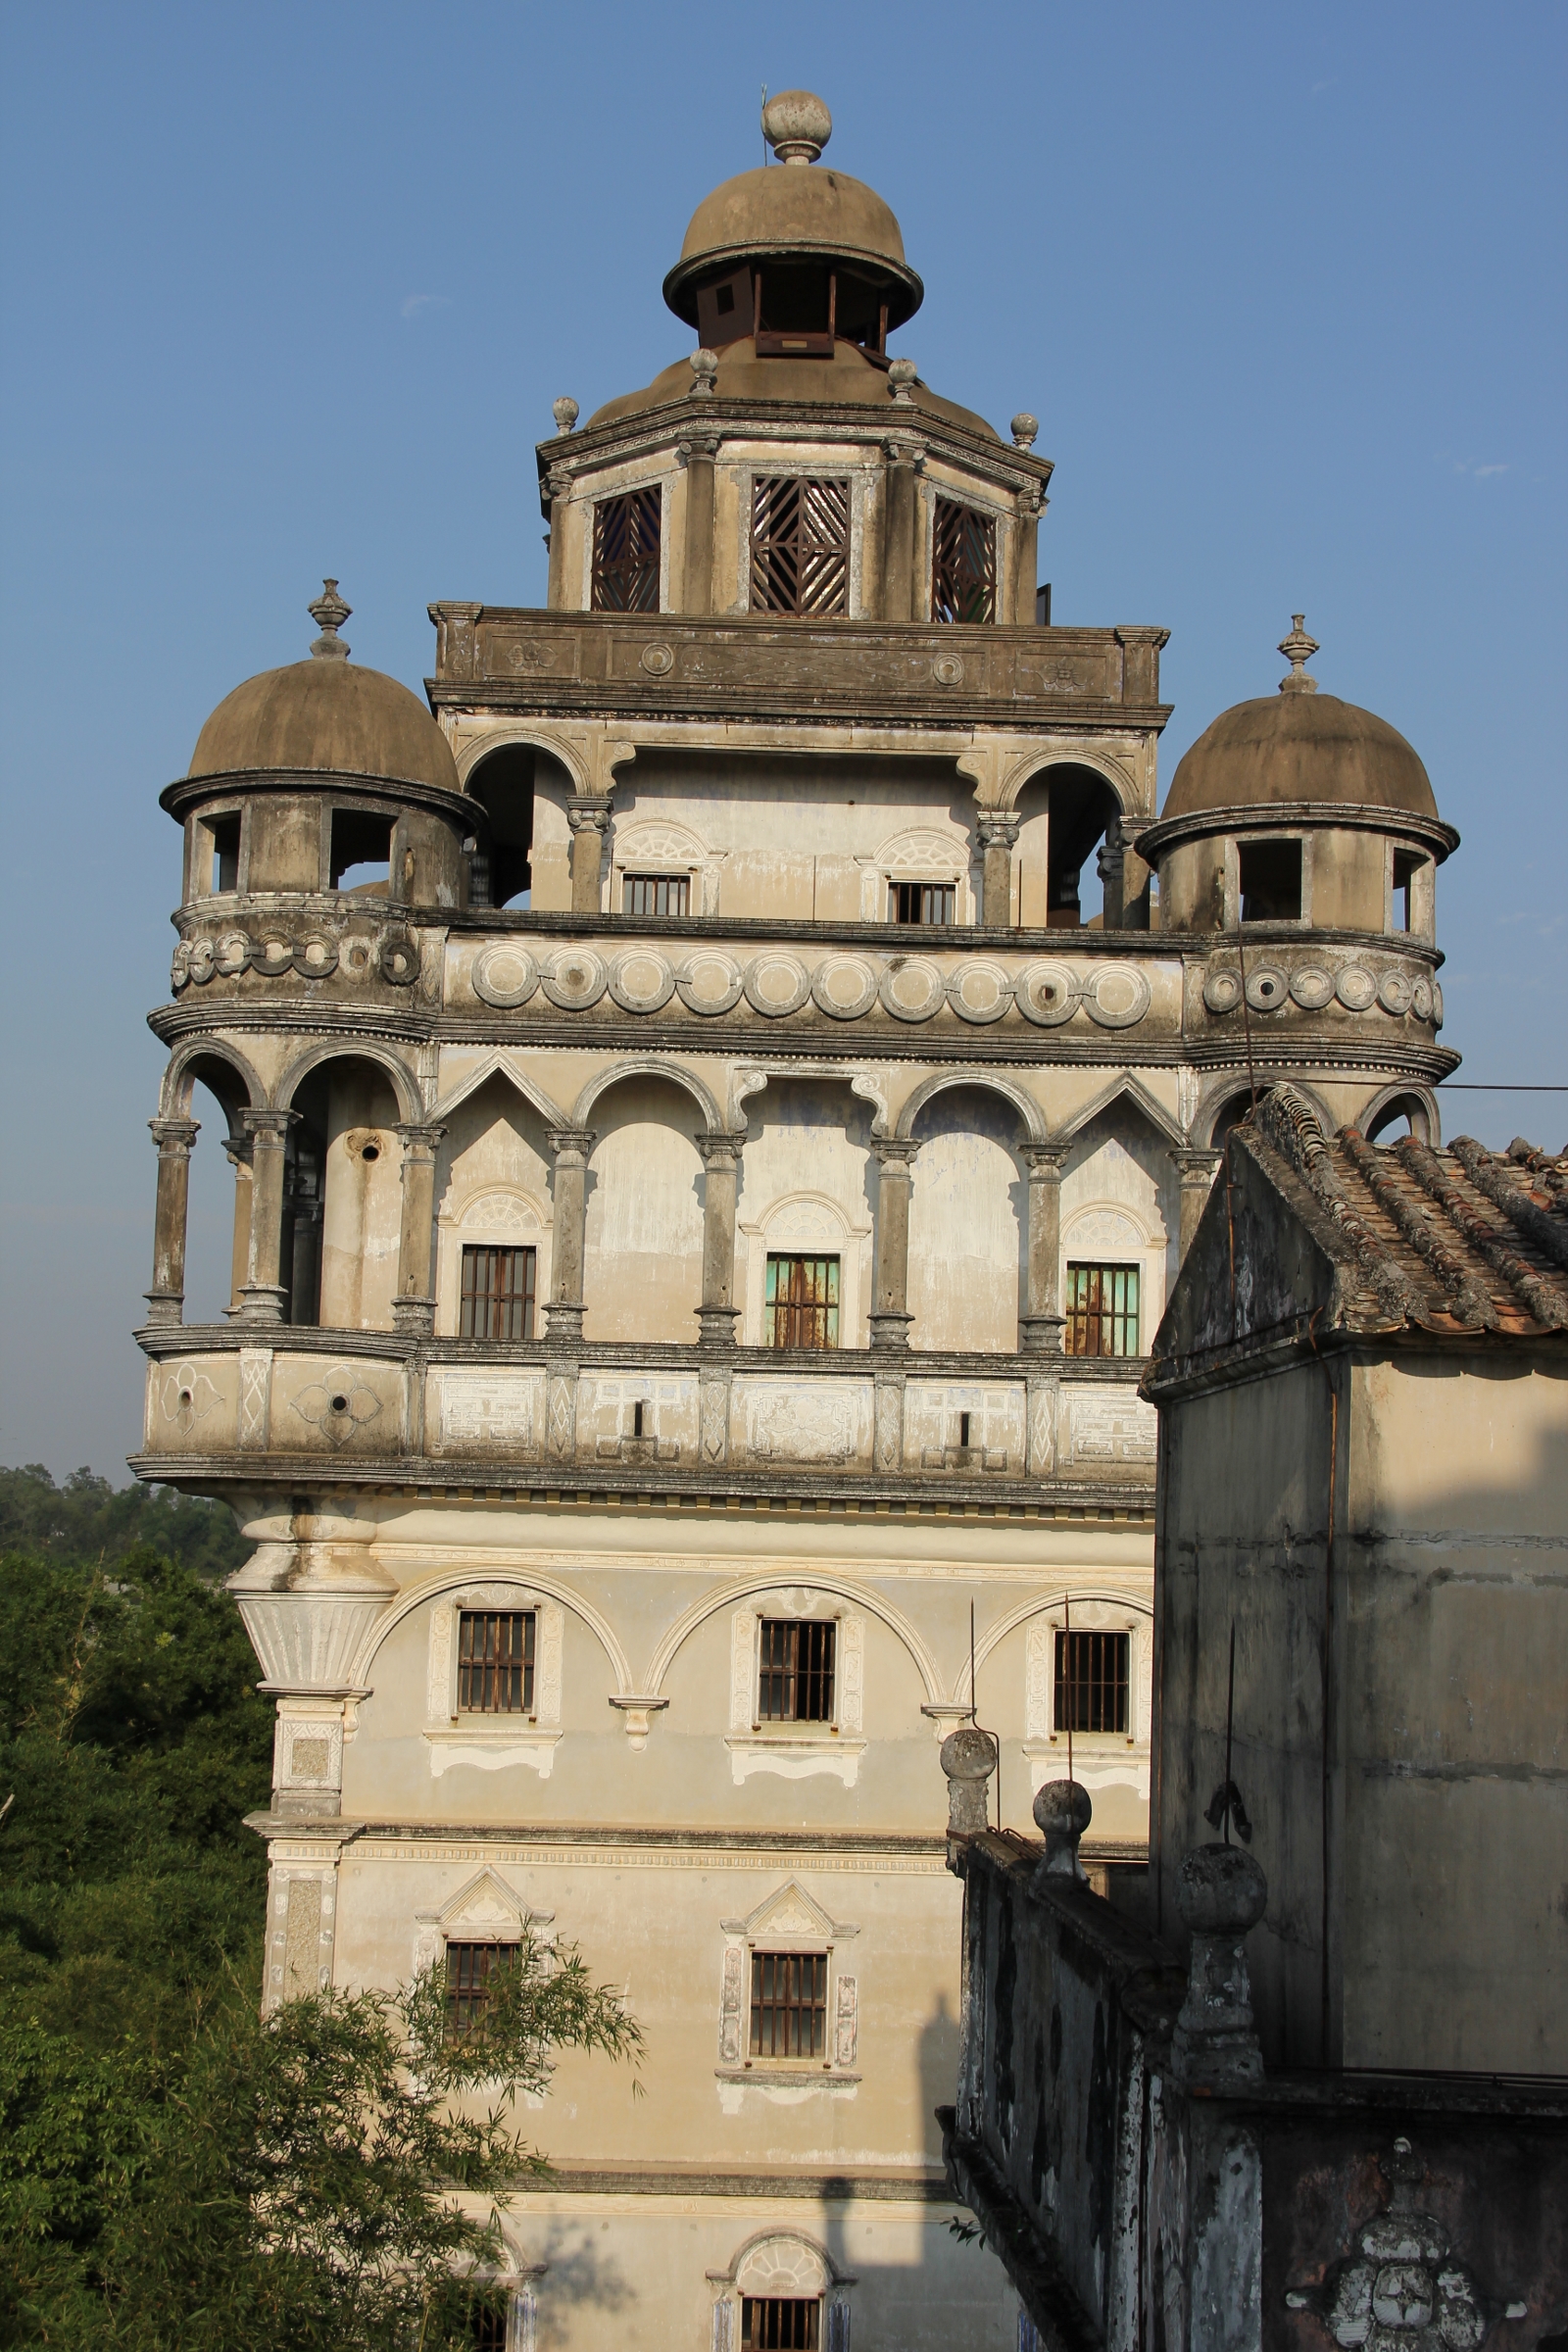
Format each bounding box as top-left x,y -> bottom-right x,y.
552,396 -> 579,435
940,1725 -> 998,1784
888,357 -> 918,405
1011,413 -> 1039,451
690,348 -> 718,394
1175,1842 -> 1268,1936
762,89 -> 832,164
1033,1779 -> 1093,1839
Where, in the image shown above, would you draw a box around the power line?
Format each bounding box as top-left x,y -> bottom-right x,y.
1438,1084 -> 1568,1092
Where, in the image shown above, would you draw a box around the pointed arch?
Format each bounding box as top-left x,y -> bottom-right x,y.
1193,1074 -> 1334,1149
1359,1082 -> 1439,1147
572,1056 -> 724,1134
895,1068 -> 1046,1143
428,1051 -> 569,1133
1054,1072 -> 1186,1150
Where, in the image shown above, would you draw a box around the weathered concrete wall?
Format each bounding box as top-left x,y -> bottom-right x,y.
583,1077 -> 706,1344
318,1064 -> 403,1330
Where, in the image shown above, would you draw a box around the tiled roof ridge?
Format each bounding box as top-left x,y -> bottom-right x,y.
1250,1087 -> 1419,1325
1394,1137 -> 1568,1332
1449,1135 -> 1568,1272
1339,1129 -> 1494,1329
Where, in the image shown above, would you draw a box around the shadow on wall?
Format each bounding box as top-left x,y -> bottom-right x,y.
517,2219 -> 634,2352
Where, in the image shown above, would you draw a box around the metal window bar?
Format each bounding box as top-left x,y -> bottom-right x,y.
458,1610 -> 536,1714
930,495 -> 997,624
743,2297 -> 822,2350
465,2294 -> 510,2351
763,1254 -> 840,1349
460,1245 -> 536,1342
749,1950 -> 828,2060
621,872 -> 691,917
591,487 -> 662,613
444,1939 -> 519,2039
890,880 -> 955,925
750,476 -> 850,615
758,1619 -> 836,1723
1054,1629 -> 1130,1735
1064,1261 -> 1141,1357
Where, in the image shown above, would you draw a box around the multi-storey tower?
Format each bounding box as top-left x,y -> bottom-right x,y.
137,93 -> 1458,2350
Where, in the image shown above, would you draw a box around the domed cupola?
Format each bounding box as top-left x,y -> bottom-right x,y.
1139,617 -> 1459,940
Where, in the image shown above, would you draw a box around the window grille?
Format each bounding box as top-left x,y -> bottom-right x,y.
445,1940 -> 519,2038
460,1245 -> 536,1342
1064,1262 -> 1140,1357
750,476 -> 849,615
764,1254 -> 839,1349
458,1610 -> 536,1714
621,872 -> 690,917
931,496 -> 997,623
889,879 -> 955,925
1055,1629 -> 1130,1735
591,487 -> 662,613
465,2293 -> 510,2351
758,1619 -> 836,1723
750,1950 -> 828,2059
743,2297 -> 822,2350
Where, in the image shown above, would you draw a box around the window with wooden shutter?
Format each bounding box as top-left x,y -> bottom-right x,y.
889,880 -> 955,926
591,486 -> 662,612
930,496 -> 997,623
743,2296 -> 822,2348
621,872 -> 690,917
460,1245 -> 536,1341
750,1950 -> 828,2059
758,1619 -> 836,1723
1055,1629 -> 1131,1735
750,477 -> 849,615
763,1254 -> 839,1349
1064,1262 -> 1140,1357
458,1610 -> 536,1713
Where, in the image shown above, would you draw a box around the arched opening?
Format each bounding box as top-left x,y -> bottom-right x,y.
582,1075 -> 706,1343
1014,764 -> 1124,930
466,745 -> 534,908
178,1053 -> 255,1324
1058,1101 -> 1178,1353
433,1074 -> 557,1338
1206,1090 -> 1257,1152
283,1055 -> 404,1329
1365,1092 -> 1433,1146
739,1078 -> 874,1348
907,1086 -> 1026,1351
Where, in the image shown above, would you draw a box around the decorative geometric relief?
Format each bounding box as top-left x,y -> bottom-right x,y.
747,1387 -> 855,1464
238,1349 -> 270,1449
874,1380 -> 904,1473
439,1371 -> 537,1448
1065,1388 -> 1157,1464
547,1369 -> 576,1460
535,1601 -> 564,1726
701,1373 -> 730,1465
730,1612 -> 755,1732
880,827 -> 963,876
471,945 -> 540,1008
838,1617 -> 864,1735
674,951 -> 745,1016
718,1943 -> 744,2065
290,1369 -> 382,1447
764,1196 -> 847,1247
1082,964 -> 1152,1029
1027,1381 -> 1057,1477
426,1604 -> 454,1721
810,956 -> 879,1020
458,1190 -> 542,1232
159,1361 -> 222,1436
834,1975 -> 858,2068
1026,1619 -> 1052,1740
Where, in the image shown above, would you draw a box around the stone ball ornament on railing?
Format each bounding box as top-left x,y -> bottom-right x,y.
1170,1839 -> 1269,2089
1033,1777 -> 1093,1885
939,1724 -> 998,1835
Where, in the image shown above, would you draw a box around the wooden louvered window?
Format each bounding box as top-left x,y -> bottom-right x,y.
622,872 -> 690,917
750,1950 -> 828,2059
591,486 -> 662,612
758,1619 -> 836,1723
764,1254 -> 839,1349
1055,1629 -> 1130,1735
1064,1262 -> 1141,1357
460,1245 -> 535,1341
458,1610 -> 536,1713
750,476 -> 850,615
445,1940 -> 519,2039
743,2296 -> 822,2348
931,496 -> 997,623
889,880 -> 955,926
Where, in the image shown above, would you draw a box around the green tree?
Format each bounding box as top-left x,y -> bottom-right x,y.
0,1465 -> 249,1581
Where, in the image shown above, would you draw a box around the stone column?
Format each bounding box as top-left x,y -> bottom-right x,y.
146,1116 -> 199,1325
695,1132 -> 744,1347
392,1123 -> 446,1335
1096,823 -> 1128,930
1019,1144 -> 1070,1352
1010,483 -> 1043,626
566,798 -> 612,914
869,1139 -> 918,1348
1173,1149 -> 1222,1262
544,1127 -> 595,1343
680,431 -> 719,615
1169,1843 -> 1268,2090
881,436 -> 922,621
975,812 -> 1020,930
238,1108 -> 297,1325
225,1141 -> 254,1314
545,465 -> 572,611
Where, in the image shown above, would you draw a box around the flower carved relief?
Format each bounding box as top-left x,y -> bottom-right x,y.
160,1362 -> 222,1435
290,1370 -> 383,1447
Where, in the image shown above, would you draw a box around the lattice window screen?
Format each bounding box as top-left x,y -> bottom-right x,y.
751,476 -> 850,614
592,487 -> 662,612
930,496 -> 997,623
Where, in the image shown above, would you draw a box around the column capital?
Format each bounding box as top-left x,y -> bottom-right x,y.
545,1125 -> 596,1161
1020,1142 -> 1071,1176
241,1107 -> 299,1145
1172,1146 -> 1223,1184
149,1116 -> 200,1154
974,810 -> 1021,850
694,1130 -> 747,1168
676,432 -> 722,466
870,1136 -> 919,1172
564,797 -> 613,836
394,1121 -> 447,1160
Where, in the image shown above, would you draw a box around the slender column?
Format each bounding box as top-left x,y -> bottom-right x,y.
545,465 -> 572,610
566,799 -> 612,914
392,1123 -> 447,1335
1173,1148 -> 1222,1262
881,437 -> 922,621
695,1132 -> 744,1347
869,1140 -> 918,1348
1019,1143 -> 1070,1351
680,432 -> 719,615
238,1108 -> 298,1324
226,1146 -> 254,1315
146,1116 -> 200,1325
1009,483 -> 1043,625
975,811 -> 1020,929
1096,823 -> 1128,931
544,1127 -> 595,1343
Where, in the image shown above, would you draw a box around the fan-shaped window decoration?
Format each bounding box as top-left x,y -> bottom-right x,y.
931,496 -> 997,624
751,477 -> 849,615
592,487 -> 662,613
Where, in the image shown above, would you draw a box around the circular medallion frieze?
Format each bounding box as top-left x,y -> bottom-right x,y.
609,948 -> 675,1013
341,938 -> 373,978
1336,964 -> 1377,1011
186,938 -> 216,984
1378,971 -> 1414,1016
1016,961 -> 1084,1026
251,933 -> 294,978
1432,981 -> 1444,1029
1411,977 -> 1434,1022
1243,964 -> 1288,1013
292,933 -> 340,978
1289,964 -> 1336,1010
540,948 -> 607,1009
214,929 -> 250,977
673,951 -> 744,1015
1084,964 -> 1152,1028
1202,967 -> 1242,1014
931,653 -> 964,687
947,960 -> 1013,1024
743,952 -> 811,1017
810,955 -> 879,1020
878,959 -> 946,1022
170,941 -> 191,991
640,643 -> 676,676
472,944 -> 540,1008
377,929 -> 418,987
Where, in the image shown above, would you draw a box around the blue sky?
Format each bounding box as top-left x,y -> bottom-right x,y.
2,0 -> 1563,1475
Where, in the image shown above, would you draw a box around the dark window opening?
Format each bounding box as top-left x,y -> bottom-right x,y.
592,487 -> 662,613
279,1069 -> 330,1327
458,1610 -> 536,1714
744,2295 -> 822,2349
1036,583 -> 1053,626
464,2294 -> 510,2352
460,1245 -> 536,1341
1055,1629 -> 1130,1734
764,1254 -> 839,1349
1065,1262 -> 1141,1357
890,880 -> 955,926
1208,1093 -> 1255,1151
208,812 -> 241,894
751,476 -> 850,615
1239,837 -> 1302,922
329,808 -> 394,895
958,1410 -> 972,1448
632,1399 -> 645,1438
931,497 -> 997,624
833,269 -> 886,351
749,1951 -> 828,2060
697,263 -> 755,351
445,1939 -> 519,2039
466,744 -> 533,908
622,872 -> 691,917
1044,766 -> 1122,928
758,1619 -> 836,1724
754,262 -> 834,357
1393,848 -> 1424,933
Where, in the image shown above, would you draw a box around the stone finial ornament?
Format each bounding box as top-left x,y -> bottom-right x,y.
761,88 -> 832,165
690,348 -> 719,397
308,579 -> 352,662
940,1725 -> 998,1835
1278,612 -> 1320,694
552,396 -> 579,435
1010,413 -> 1039,451
888,357 -> 918,406
1033,1778 -> 1093,1885
1170,1840 -> 1268,2088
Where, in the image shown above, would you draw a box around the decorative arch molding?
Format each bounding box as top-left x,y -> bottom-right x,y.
456,723 -> 588,796
643,1572 -> 943,1707
428,1050 -> 569,1133
710,2228 -> 857,2291
571,1056 -> 725,1135
1000,747 -> 1139,816
957,1586 -> 1153,1705
356,1565 -> 635,1696
610,816 -> 726,916
273,1038 -> 423,1124
1192,1072 -> 1334,1148
1062,1198 -> 1159,1253
447,1184 -> 549,1234
1054,1071 -> 1188,1151
1359,1081 -> 1440,1147
162,1038 -> 266,1122
895,1067 -> 1047,1144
